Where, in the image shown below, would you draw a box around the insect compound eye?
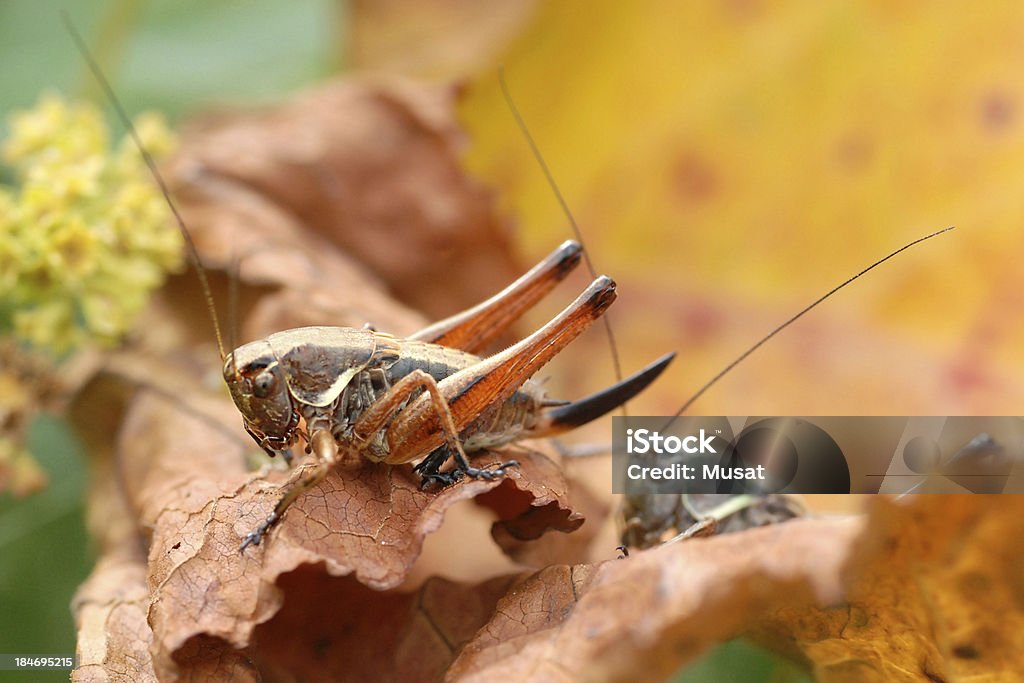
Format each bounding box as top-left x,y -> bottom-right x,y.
252,371 -> 277,399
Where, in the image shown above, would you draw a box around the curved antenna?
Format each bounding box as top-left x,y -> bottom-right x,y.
227,252 -> 241,377
664,226 -> 955,428
63,12 -> 228,362
498,69 -> 628,409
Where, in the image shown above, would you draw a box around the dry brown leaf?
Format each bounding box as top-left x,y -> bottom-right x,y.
73,554 -> 157,683
447,517 -> 860,682
249,566 -> 519,682
167,76 -> 520,323
118,517 -> 854,682
69,374 -> 157,683
753,496 -> 1024,682
485,468 -> 614,568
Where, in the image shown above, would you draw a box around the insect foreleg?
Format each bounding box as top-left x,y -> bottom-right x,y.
240,429 -> 339,551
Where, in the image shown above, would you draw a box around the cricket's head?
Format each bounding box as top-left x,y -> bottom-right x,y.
224,340 -> 297,452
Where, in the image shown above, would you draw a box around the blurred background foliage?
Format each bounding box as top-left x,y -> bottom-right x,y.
456,2 -> 1024,419
4,1 -> 1024,681
0,2 -> 336,681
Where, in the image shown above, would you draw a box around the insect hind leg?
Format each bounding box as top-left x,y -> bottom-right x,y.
413,445 -> 518,490
352,368 -> 519,487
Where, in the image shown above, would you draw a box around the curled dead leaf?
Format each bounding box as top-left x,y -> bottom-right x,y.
128,518 -> 857,682
166,76 -> 520,323
448,517 -> 859,683
69,373 -> 157,682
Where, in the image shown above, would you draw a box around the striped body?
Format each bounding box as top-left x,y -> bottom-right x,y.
225,326 -> 548,466
307,336 -> 545,463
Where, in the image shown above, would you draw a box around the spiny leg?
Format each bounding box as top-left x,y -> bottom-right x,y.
382,276 -> 618,465
240,429 -> 338,551
351,369 -> 518,488
412,447 -> 453,487
405,279 -> 618,483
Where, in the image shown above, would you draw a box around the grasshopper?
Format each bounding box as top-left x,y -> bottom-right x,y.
225,243 -> 674,549
66,20 -> 674,551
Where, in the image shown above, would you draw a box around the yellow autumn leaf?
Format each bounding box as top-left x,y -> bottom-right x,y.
454,1 -> 1024,417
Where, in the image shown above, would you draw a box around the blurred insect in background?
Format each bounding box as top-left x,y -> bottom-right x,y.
493,71 -> 954,552
613,225 -> 952,549
612,224 -> 956,548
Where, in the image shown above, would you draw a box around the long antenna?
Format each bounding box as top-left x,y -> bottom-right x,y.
227,253 -> 241,377
498,69 -> 628,407
63,12 -> 228,361
665,226 -> 955,425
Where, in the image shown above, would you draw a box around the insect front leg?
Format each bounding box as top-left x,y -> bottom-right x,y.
240,429 -> 338,551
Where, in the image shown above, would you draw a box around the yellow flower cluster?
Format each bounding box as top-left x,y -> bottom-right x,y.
0,94 -> 182,354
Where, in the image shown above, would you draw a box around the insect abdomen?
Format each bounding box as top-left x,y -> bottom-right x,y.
384,340 -> 483,383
